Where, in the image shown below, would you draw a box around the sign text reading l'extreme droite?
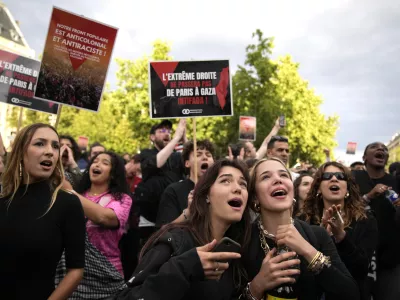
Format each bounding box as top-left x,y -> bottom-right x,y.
162,71 -> 217,81
0,61 -> 34,75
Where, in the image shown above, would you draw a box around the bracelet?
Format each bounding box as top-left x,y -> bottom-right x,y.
182,209 -> 188,220
240,282 -> 259,300
307,252 -> 331,274
308,251 -> 321,268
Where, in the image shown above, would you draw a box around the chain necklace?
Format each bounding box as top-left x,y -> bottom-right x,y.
258,218 -> 294,256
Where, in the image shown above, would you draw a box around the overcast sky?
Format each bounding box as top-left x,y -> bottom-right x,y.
6,0 -> 400,161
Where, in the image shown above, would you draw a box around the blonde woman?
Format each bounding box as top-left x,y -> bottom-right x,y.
0,123 -> 85,300
241,158 -> 359,300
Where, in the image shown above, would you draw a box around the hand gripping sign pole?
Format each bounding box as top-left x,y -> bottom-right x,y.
54,104 -> 62,130
17,107 -> 24,133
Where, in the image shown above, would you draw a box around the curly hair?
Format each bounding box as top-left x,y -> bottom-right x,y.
303,161 -> 367,227
76,151 -> 129,201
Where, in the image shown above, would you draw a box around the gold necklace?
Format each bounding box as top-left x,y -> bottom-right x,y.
258,218 -> 295,256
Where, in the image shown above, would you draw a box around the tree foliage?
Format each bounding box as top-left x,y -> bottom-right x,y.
229,29 -> 338,165
7,32 -> 338,163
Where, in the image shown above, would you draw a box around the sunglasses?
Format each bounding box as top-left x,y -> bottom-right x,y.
321,172 -> 347,181
271,135 -> 288,142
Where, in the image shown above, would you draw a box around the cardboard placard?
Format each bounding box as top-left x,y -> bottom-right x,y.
149,60 -> 233,119
35,7 -> 118,112
0,49 -> 58,114
346,142 -> 357,155
239,116 -> 256,141
77,136 -> 89,149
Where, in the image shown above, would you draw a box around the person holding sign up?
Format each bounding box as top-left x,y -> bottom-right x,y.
135,119 -> 187,244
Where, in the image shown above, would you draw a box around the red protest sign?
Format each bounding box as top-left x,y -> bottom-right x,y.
346,142 -> 357,155
35,7 -> 118,112
239,116 -> 256,141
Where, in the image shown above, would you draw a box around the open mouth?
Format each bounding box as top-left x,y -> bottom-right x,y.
40,160 -> 53,167
329,185 -> 340,191
92,168 -> 102,175
200,163 -> 209,171
228,199 -> 243,208
271,189 -> 288,197
374,152 -> 385,159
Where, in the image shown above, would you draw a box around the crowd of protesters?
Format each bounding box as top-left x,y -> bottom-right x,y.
35,56 -> 104,110
0,117 -> 399,300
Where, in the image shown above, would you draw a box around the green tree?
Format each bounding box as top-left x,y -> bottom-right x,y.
228,29 -> 338,165
7,106 -> 52,128
57,40 -> 173,154
270,55 -> 338,165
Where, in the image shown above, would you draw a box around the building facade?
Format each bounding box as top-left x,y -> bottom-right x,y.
0,3 -> 35,149
387,132 -> 400,164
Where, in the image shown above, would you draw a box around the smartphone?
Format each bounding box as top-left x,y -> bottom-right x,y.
212,237 -> 241,262
279,115 -> 286,127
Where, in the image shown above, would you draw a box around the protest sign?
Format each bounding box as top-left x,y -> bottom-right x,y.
149,60 -> 233,119
346,142 -> 357,155
0,49 -> 58,114
78,136 -> 89,149
239,116 -> 256,141
35,7 -> 118,112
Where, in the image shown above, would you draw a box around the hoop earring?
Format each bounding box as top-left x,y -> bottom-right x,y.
19,162 -> 23,178
254,202 -> 261,212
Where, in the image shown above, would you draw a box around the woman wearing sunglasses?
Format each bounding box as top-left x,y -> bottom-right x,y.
303,162 -> 378,300
241,158 -> 358,300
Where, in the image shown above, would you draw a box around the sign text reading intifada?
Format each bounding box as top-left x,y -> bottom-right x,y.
149,60 -> 233,119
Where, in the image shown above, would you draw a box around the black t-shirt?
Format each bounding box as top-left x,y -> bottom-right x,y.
137,148 -> 185,222
156,179 -> 195,227
140,148 -> 184,183
0,180 -> 86,299
352,170 -> 400,268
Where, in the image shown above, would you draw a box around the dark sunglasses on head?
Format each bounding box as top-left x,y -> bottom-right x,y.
322,172 -> 347,181
271,135 -> 288,143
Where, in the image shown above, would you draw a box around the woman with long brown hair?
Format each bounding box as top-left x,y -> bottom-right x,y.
0,123 -> 85,300
241,158 -> 359,300
303,161 -> 378,300
293,173 -> 314,217
112,159 -> 252,300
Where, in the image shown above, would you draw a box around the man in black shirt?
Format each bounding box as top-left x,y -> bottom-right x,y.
352,142 -> 400,300
136,119 -> 187,241
156,140 -> 215,227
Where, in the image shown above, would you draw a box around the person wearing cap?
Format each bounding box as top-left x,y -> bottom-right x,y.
135,119 -> 187,245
